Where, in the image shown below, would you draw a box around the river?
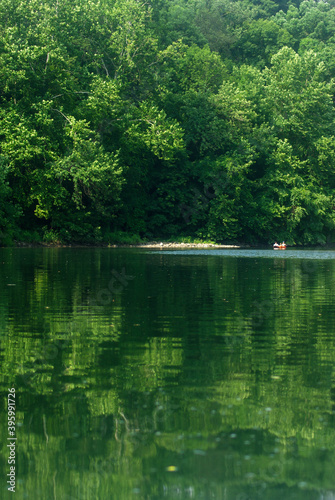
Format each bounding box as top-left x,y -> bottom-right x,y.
1,247 -> 335,499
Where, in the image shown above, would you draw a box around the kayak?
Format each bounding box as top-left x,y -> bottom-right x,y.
273,244 -> 286,250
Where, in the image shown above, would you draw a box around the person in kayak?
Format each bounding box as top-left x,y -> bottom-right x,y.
273,242 -> 279,248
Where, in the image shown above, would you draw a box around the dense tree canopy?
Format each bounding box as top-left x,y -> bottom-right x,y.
1,0 -> 335,245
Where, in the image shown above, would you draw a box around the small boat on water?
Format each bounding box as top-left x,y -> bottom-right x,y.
273,242 -> 286,250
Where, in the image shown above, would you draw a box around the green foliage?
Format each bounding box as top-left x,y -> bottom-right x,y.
0,156 -> 21,244
263,48 -> 335,151
13,229 -> 42,244
104,230 -> 142,244
233,19 -> 294,67
53,117 -> 123,212
1,0 -> 335,245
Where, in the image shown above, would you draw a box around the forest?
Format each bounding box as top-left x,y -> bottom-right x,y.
1,0 -> 335,245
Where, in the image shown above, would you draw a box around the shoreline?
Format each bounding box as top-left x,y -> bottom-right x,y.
12,241 -> 246,249
7,240 -> 335,250
115,242 -> 245,249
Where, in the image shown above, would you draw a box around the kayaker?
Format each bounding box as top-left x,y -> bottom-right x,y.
273,242 -> 279,248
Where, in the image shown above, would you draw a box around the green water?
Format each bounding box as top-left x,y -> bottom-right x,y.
1,247 -> 335,500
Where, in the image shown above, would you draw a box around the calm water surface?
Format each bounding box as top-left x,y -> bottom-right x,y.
1,247 -> 335,500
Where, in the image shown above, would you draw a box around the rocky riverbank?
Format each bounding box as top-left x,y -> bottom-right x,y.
13,240 -> 245,249
110,242 -> 244,249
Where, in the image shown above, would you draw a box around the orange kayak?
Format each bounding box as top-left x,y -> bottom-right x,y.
273,244 -> 286,250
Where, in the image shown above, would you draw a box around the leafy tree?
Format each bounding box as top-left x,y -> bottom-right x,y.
232,19 -> 293,67
262,47 -> 335,156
